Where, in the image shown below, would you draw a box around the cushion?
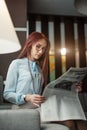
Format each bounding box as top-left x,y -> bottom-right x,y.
41,123 -> 70,130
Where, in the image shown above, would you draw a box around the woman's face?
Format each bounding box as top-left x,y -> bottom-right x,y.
29,39 -> 47,61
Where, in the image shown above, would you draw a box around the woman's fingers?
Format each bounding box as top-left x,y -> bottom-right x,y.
75,82 -> 82,92
76,82 -> 82,86
33,95 -> 45,101
29,94 -> 45,105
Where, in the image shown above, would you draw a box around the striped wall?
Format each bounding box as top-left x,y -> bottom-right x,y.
28,14 -> 87,81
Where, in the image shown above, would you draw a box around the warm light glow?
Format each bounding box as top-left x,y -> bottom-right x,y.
61,48 -> 66,55
49,49 -> 54,55
0,0 -> 21,54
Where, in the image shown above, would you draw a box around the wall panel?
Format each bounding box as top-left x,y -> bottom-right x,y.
54,17 -> 62,78
77,19 -> 86,67
64,18 -> 75,70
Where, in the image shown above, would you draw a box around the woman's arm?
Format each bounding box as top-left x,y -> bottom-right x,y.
3,60 -> 25,105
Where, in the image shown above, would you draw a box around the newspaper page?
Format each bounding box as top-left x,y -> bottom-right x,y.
41,67 -> 87,122
43,67 -> 87,91
41,88 -> 86,122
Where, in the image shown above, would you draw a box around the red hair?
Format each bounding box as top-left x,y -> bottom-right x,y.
18,32 -> 50,86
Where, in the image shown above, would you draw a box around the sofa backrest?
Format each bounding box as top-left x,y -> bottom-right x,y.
0,75 -> 3,104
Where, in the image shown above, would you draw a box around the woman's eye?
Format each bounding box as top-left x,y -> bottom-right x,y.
36,45 -> 41,49
36,44 -> 46,52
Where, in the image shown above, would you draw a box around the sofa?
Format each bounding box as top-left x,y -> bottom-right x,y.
0,75 -> 70,130
0,75 -> 87,130
78,93 -> 87,119
0,109 -> 70,130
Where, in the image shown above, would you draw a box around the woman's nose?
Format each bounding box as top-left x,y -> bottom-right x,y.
38,48 -> 44,53
38,48 -> 44,54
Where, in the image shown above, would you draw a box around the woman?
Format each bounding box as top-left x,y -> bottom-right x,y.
3,32 -> 82,130
4,32 -> 50,107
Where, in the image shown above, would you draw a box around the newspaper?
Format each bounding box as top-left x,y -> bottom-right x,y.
43,67 -> 87,91
41,67 -> 87,122
41,88 -> 86,122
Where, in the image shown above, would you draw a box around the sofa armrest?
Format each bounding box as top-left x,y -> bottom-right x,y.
0,109 -> 40,130
78,92 -> 87,119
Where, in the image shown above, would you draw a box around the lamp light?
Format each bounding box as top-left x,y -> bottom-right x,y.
61,48 -> 66,73
74,0 -> 87,15
0,0 -> 21,54
61,48 -> 66,56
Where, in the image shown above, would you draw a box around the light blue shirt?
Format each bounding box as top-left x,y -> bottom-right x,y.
3,58 -> 44,105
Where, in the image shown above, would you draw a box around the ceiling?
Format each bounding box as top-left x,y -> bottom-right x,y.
27,0 -> 87,17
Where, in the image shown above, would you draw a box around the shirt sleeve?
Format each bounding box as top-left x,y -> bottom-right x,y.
3,60 -> 25,105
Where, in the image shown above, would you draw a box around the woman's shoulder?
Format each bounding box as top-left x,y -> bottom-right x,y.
10,58 -> 28,67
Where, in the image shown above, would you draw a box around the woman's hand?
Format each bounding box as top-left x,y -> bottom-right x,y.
74,82 -> 82,92
24,94 -> 45,107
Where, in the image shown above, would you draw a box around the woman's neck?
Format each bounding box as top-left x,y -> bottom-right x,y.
27,55 -> 36,62
27,55 -> 33,60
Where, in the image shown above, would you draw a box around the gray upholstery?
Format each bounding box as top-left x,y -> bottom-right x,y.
0,75 -> 3,103
0,109 -> 70,130
41,123 -> 70,130
0,109 -> 40,130
0,75 -> 12,109
78,93 -> 87,118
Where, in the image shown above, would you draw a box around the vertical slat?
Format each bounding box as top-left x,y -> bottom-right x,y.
41,15 -> 49,37
28,14 -> 36,34
48,16 -> 55,81
41,15 -> 50,83
54,17 -> 62,78
77,19 -> 86,67
64,18 -> 75,70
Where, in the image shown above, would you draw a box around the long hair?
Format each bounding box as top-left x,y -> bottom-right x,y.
18,32 -> 50,86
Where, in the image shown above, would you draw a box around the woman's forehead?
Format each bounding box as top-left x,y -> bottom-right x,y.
35,39 -> 47,46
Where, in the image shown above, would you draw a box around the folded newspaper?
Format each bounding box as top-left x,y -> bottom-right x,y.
44,67 -> 87,91
41,67 -> 87,122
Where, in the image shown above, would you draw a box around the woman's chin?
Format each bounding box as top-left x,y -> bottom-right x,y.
34,57 -> 40,61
